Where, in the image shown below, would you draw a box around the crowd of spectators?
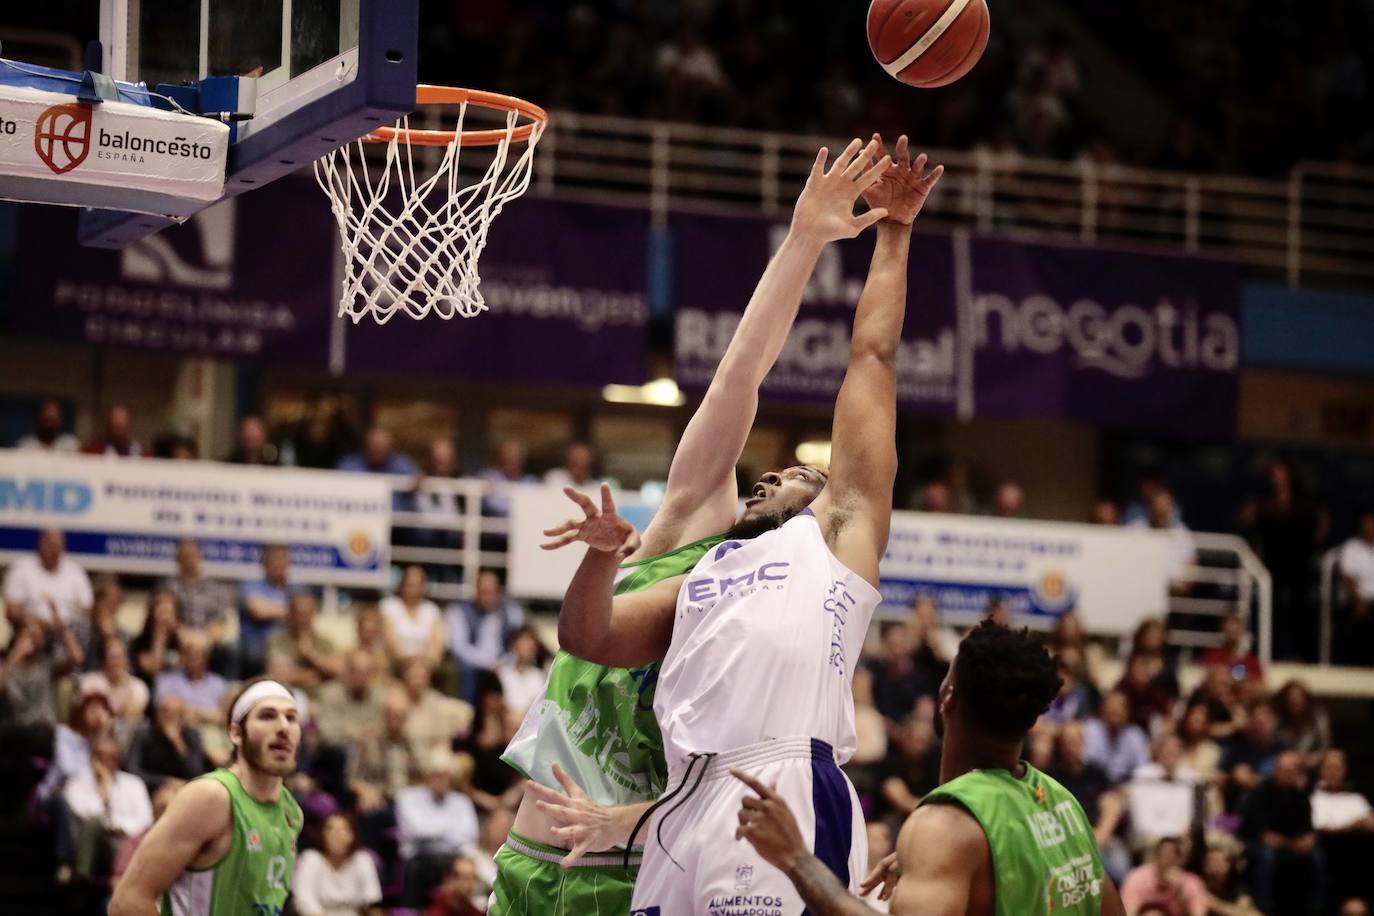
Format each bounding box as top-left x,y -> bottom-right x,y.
420,0 -> 1373,177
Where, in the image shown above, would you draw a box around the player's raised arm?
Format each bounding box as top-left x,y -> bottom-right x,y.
811,135 -> 943,587
638,138 -> 893,558
542,485 -> 684,667
109,779 -> 231,916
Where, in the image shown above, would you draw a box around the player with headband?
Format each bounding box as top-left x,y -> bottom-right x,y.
110,677 -> 304,916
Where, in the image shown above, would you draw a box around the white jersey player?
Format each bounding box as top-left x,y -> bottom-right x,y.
535,136 -> 943,915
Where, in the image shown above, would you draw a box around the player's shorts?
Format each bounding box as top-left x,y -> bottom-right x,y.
488,830 -> 642,916
630,737 -> 867,916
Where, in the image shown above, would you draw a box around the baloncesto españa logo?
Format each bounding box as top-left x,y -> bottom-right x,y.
34,103 -> 92,174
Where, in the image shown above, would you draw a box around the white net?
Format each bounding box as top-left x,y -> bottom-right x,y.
314,101 -> 543,323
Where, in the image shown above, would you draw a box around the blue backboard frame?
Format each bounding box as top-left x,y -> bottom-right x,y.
78,0 -> 416,249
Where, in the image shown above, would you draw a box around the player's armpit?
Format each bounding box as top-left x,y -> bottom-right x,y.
887,802 -> 988,916
109,779 -> 231,915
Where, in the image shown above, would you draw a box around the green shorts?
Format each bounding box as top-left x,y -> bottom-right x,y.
488,830 -> 642,916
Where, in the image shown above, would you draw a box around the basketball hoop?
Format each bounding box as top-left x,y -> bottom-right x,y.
314,85 -> 548,324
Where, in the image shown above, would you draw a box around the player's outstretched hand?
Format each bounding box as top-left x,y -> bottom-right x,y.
524,763 -> 619,868
790,137 -> 893,243
732,768 -> 807,873
859,850 -> 902,901
540,483 -> 638,556
860,134 -> 944,226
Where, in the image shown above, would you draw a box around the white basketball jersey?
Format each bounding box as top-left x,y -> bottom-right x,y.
654,508 -> 881,773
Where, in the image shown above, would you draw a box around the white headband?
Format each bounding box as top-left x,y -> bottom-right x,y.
231,680 -> 296,725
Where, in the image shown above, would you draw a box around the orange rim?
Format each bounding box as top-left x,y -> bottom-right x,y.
366,85 -> 548,147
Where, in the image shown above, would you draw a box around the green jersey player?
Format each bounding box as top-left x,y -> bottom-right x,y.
110,679 -> 303,916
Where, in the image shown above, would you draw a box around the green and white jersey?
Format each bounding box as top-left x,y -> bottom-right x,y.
162,769 -> 303,916
920,763 -> 1106,916
502,532 -> 725,807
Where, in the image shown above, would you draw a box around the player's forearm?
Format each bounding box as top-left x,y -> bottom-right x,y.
108,885 -> 161,916
786,854 -> 883,916
556,546 -> 622,660
850,222 -> 912,361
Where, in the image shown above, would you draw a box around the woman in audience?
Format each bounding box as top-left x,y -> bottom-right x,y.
292,812 -> 384,916
1188,664 -> 1247,741
80,578 -> 130,671
1049,611 -> 1106,695
40,690 -> 113,799
1201,843 -> 1262,916
1126,616 -> 1181,699
381,565 -> 446,672
126,693 -> 208,788
79,637 -> 148,730
494,625 -> 551,715
131,590 -> 182,683
1177,701 -> 1223,784
452,673 -> 520,812
353,604 -> 393,676
1275,679 -> 1331,768
1116,651 -> 1177,736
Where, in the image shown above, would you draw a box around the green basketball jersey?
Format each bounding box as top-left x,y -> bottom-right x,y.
502,532 -> 725,807
920,763 -> 1106,916
161,769 -> 303,916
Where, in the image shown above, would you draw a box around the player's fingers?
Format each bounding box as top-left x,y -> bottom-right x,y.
564,486 -> 599,518
856,156 -> 893,191
827,138 -> 863,177
896,134 -> 910,168
598,482 -> 616,516
851,208 -> 889,233
551,762 -> 586,800
843,138 -> 882,179
809,146 -> 828,178
730,767 -> 774,799
922,163 -> 946,189
539,533 -> 581,551
541,519 -> 579,537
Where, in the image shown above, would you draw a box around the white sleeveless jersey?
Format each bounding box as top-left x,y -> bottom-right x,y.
654,508 -> 881,773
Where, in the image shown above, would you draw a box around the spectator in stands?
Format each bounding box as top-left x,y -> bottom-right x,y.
1128,617 -> 1181,697
864,620 -> 930,722
416,436 -> 462,518
132,590 -> 182,683
453,674 -> 521,812
916,479 -> 951,513
1083,690 -> 1152,783
1090,497 -> 1121,525
224,415 -> 279,465
0,618 -> 66,727
990,480 -> 1025,518
1312,748 -> 1374,833
1274,680 -> 1331,768
476,439 -> 537,518
1117,652 -> 1177,734
878,716 -> 942,822
460,805 -> 513,905
907,594 -> 958,683
1220,700 -> 1285,811
339,426 -> 420,477
126,693 -> 207,788
1200,613 -> 1264,683
79,636 -> 148,727
349,689 -> 420,807
112,778 -> 181,881
3,528 -> 93,627
158,540 -> 234,671
152,630 -> 226,727
943,462 -> 978,515
40,690 -> 113,799
397,749 -> 480,907
424,854 -> 485,916
281,392 -> 359,469
266,591 -> 339,688
1049,611 -> 1106,693
542,441 -> 601,493
446,569 -> 525,703
1200,843 -> 1261,916
291,812 -> 383,916
1177,702 -> 1222,785
1241,750 -> 1325,915
1240,459 -> 1327,661
82,403 -> 143,457
1043,658 -> 1094,725
401,658 -> 474,754
1124,476 -> 1181,528
1338,510 -> 1374,665
354,603 -> 392,676
494,625 -> 550,715
16,399 -> 79,452
383,565 -> 447,673
1026,720 -> 1057,772
1119,836 -> 1209,916
1188,664 -> 1247,742
1134,488 -> 1196,593
238,544 -> 304,678
315,649 -> 385,750
62,733 -> 153,881
1047,721 -> 1129,881
1127,735 -> 1200,850
79,577 -> 129,672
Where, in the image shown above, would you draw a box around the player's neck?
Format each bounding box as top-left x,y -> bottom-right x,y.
231,760 -> 284,803
941,733 -> 1024,783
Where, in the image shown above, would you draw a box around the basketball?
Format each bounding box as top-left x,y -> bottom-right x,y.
867,0 -> 991,88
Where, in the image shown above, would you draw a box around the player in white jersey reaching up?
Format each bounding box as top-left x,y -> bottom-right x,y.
537,135 -> 941,916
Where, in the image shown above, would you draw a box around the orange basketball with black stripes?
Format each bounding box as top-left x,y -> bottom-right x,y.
867,0 -> 991,88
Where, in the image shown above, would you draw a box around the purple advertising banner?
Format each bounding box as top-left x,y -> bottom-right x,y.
15,178 -> 336,365
968,237 -> 1241,438
345,197 -> 648,386
672,210 -> 959,414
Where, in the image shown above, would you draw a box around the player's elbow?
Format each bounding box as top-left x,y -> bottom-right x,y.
849,339 -> 899,370
108,885 -> 154,916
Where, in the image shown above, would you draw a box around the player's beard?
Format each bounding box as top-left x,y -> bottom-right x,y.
724,505 -> 802,541
241,732 -> 297,778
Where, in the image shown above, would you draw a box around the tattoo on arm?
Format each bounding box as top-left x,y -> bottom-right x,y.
788,855 -> 882,916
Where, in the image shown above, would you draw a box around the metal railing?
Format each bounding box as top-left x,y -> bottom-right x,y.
416,109 -> 1374,288
1170,533 -> 1272,668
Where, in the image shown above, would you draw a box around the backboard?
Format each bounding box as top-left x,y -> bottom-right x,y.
79,0 -> 416,248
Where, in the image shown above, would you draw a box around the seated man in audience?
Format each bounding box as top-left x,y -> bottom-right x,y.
151,630 -> 226,727
2,616 -> 79,730
446,569 -> 524,702
315,649 -> 385,747
1241,750 -> 1325,916
237,543 -> 304,678
126,693 -> 208,788
396,750 -> 480,907
16,398 -> 80,452
1219,699 -> 1285,811
1127,734 -> 1200,851
1313,748 -> 1374,833
1083,690 -> 1152,783
3,528 -> 93,628
157,539 -> 235,672
400,657 -> 474,754
224,415 -> 279,465
865,620 -> 932,721
1119,836 -> 1208,916
476,439 -> 537,518
62,734 -> 154,881
354,603 -> 393,675
347,689 -> 421,851
82,404 -> 143,457
877,716 -> 941,822
266,591 -> 340,687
